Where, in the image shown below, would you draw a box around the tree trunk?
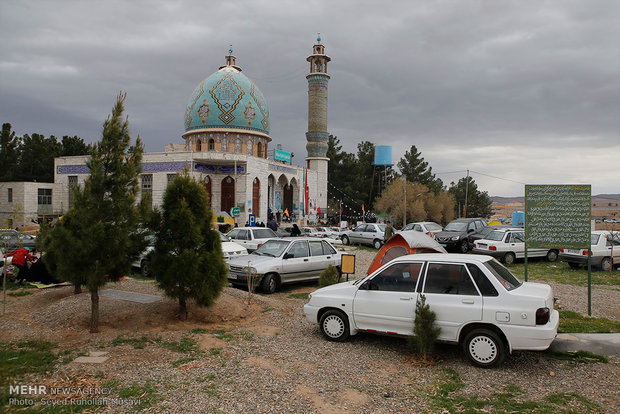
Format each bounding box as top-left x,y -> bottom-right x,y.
90,289 -> 99,333
178,298 -> 188,321
74,284 -> 82,294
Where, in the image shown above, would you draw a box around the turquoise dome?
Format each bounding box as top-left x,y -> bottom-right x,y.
184,66 -> 270,135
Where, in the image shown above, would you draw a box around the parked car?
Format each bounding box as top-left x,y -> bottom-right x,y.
397,222 -> 443,238
304,253 -> 558,367
0,229 -> 37,252
559,230 -> 620,271
434,218 -> 487,253
340,223 -> 386,249
468,225 -> 519,250
227,238 -> 343,293
134,233 -> 248,276
472,228 -> 559,264
226,227 -> 278,252
302,227 -> 323,238
316,227 -> 340,238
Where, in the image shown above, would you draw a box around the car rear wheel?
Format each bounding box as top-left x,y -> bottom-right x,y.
319,310 -> 350,342
600,257 -> 611,272
463,328 -> 505,368
503,252 -> 516,265
342,235 -> 350,245
546,250 -> 559,262
459,240 -> 469,253
140,259 -> 151,277
261,273 -> 278,294
373,239 -> 382,249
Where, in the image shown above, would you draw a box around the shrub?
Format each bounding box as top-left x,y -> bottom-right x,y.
319,265 -> 340,287
408,294 -> 441,360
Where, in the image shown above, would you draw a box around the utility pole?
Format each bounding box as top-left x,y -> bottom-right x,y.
403,176 -> 407,228
464,169 -> 469,218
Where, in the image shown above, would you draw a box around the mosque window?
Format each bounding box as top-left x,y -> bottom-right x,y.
141,174 -> 153,200
222,138 -> 228,152
208,139 -> 215,151
247,140 -> 253,155
196,139 -> 202,151
235,139 -> 242,153
257,142 -> 263,158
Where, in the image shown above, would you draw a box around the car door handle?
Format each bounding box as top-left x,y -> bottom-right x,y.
400,297 -> 413,301
462,299 -> 475,304
326,256 -> 331,259
304,259 -> 309,262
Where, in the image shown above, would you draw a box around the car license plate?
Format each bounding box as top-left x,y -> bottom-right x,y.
567,249 -> 581,254
478,243 -> 487,248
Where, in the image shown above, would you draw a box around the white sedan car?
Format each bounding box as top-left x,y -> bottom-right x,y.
226,227 -> 279,252
304,253 -> 558,367
559,230 -> 620,271
228,238 -> 343,293
472,228 -> 559,265
397,221 -> 443,238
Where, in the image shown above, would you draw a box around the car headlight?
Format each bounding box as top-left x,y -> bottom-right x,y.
451,236 -> 460,241
243,266 -> 258,275
306,293 -> 312,304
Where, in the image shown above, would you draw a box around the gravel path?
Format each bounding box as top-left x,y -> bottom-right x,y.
1,247 -> 619,413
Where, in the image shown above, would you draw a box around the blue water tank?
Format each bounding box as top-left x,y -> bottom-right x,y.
512,211 -> 525,228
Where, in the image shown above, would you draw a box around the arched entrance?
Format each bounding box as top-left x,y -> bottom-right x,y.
252,178 -> 260,216
283,183 -> 293,215
221,176 -> 235,213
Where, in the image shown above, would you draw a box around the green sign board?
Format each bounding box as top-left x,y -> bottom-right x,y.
525,184 -> 591,249
230,207 -> 241,218
275,149 -> 291,163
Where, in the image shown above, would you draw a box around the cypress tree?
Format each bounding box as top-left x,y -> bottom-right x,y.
150,174 -> 228,320
41,92 -> 144,332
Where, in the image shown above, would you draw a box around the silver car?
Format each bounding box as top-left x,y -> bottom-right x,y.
227,238 -> 343,293
340,223 -> 386,249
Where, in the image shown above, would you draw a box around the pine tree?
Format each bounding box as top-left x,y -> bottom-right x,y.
41,92 -> 144,332
397,145 -> 443,194
409,294 -> 441,361
0,123 -> 20,182
150,174 -> 228,320
448,176 -> 493,218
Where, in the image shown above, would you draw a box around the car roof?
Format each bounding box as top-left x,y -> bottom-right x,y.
389,253 -> 494,264
487,227 -> 523,233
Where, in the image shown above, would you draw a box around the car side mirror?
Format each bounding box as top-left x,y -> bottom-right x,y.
283,252 -> 294,259
359,281 -> 369,290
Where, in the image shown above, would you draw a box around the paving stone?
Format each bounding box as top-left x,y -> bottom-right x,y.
73,356 -> 109,364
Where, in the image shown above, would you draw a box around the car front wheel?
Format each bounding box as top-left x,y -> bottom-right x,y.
261,273 -> 278,294
463,329 -> 505,368
342,235 -> 350,245
546,250 -> 559,262
459,240 -> 469,253
503,252 -> 516,265
319,310 -> 350,342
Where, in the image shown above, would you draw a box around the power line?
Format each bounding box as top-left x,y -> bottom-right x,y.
470,170 -> 526,185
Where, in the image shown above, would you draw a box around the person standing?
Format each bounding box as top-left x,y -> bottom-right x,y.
384,220 -> 394,242
267,215 -> 278,232
291,223 -> 301,237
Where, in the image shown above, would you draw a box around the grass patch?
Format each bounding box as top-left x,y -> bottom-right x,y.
189,328 -> 209,334
209,348 -> 223,356
559,310 -> 620,333
7,290 -> 33,297
0,279 -> 36,291
545,350 -> 608,364
288,293 -> 309,300
210,329 -> 234,341
507,261 -> 620,286
111,334 -> 161,349
262,306 -> 275,313
204,383 -> 219,397
172,356 -> 198,367
429,368 -> 600,413
163,337 -> 198,353
117,381 -> 163,410
0,340 -> 57,383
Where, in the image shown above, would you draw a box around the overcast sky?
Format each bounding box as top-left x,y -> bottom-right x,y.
1,0 -> 618,197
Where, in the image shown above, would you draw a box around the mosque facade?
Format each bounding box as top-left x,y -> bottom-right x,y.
52,39 -> 331,226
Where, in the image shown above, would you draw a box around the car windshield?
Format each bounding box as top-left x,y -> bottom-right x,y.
253,240 -> 289,257
252,228 -> 277,239
426,223 -> 442,232
444,222 -> 467,232
478,226 -> 495,237
485,231 -> 506,241
483,259 -> 523,291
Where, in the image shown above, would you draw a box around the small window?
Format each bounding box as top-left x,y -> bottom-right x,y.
288,241 -> 309,258
309,240 -> 324,256
8,187 -> 13,203
354,225 -> 365,232
167,173 -> 176,184
238,230 -> 249,240
466,263 -> 498,296
413,225 -> 422,232
424,263 -> 479,295
367,225 -> 376,233
367,262 -> 422,292
208,139 -> 215,151
321,241 -> 336,255
141,174 -> 153,199
37,188 -> 52,205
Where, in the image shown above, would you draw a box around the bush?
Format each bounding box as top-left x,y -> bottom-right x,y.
319,265 -> 341,287
408,294 -> 441,360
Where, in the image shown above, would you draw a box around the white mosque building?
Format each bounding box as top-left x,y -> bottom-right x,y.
51,39 -> 332,226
